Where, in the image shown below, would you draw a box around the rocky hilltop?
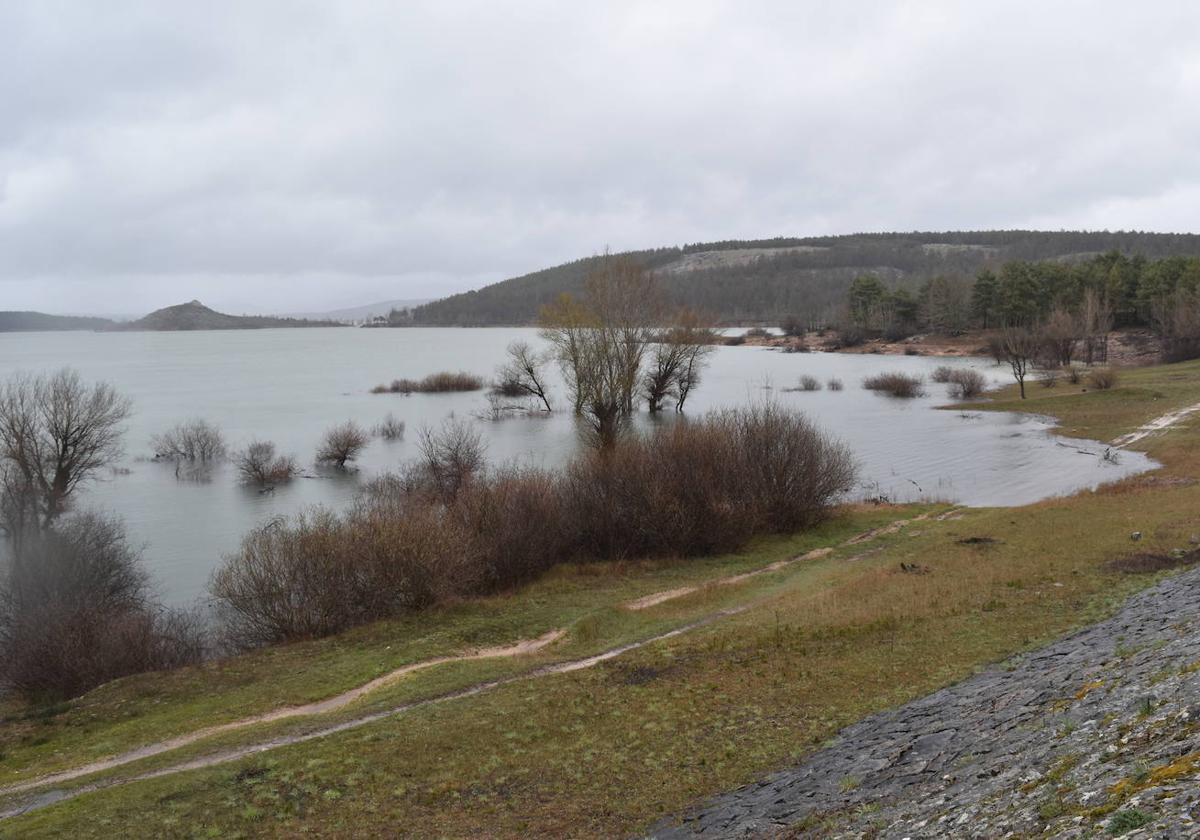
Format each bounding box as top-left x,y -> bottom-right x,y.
119,300 -> 341,331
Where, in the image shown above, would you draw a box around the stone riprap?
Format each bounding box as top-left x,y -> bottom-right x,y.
647,567 -> 1200,838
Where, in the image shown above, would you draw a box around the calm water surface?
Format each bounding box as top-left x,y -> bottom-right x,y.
0,328 -> 1154,604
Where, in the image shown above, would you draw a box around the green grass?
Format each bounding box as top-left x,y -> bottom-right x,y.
3,358 -> 1200,838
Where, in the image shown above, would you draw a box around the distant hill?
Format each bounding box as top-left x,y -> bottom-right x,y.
120,300 -> 344,331
282,298 -> 433,323
0,311 -> 115,332
411,230 -> 1200,325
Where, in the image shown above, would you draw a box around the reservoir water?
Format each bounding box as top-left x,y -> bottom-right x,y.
0,328 -> 1154,604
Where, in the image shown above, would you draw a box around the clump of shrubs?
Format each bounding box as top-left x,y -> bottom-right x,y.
0,514 -> 205,701
152,419 -> 226,462
234,441 -> 299,485
1088,368 -> 1119,390
744,327 -> 772,339
724,334 -> 747,346
1037,368 -> 1059,388
946,369 -> 987,399
316,421 -> 369,469
827,377 -> 844,391
210,404 -> 855,648
1064,365 -> 1082,385
862,372 -> 926,398
374,413 -> 406,440
371,371 -> 484,394
932,366 -> 987,398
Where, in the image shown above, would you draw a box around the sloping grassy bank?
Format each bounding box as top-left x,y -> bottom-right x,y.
2,360 -> 1199,838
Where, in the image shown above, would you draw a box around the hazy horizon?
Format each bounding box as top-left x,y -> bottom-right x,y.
4,2 -> 1200,314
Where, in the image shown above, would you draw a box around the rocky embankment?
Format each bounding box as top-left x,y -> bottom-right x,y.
649,564 -> 1200,838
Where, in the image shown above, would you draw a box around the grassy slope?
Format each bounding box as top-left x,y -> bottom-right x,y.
3,360 -> 1199,838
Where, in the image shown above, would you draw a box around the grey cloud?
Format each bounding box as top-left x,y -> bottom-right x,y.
2,1 -> 1200,313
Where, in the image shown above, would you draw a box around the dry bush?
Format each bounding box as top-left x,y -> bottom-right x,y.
946,369 -> 987,399
862,372 -> 926,398
1088,368 -> 1119,390
451,467 -> 570,589
212,500 -> 476,649
724,334 -> 747,346
373,372 -> 484,395
563,422 -> 759,560
744,327 -> 771,339
799,375 -> 821,392
234,441 -> 299,485
1065,365 -> 1082,384
0,514 -> 204,700
152,419 -> 226,462
1037,368 -> 1059,388
316,421 -> 369,468
721,403 -> 856,533
374,413 -> 406,441
209,405 -> 855,648
417,417 -> 486,500
930,366 -> 955,384
827,378 -> 844,391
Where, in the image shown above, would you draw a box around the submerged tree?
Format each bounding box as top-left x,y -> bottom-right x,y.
0,369 -> 131,543
495,341 -> 554,412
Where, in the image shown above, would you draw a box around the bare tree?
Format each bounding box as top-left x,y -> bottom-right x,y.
418,417 -> 486,500
1039,307 -> 1079,368
234,441 -> 299,485
316,421 -> 369,469
0,369 -> 131,540
152,419 -> 226,462
541,257 -> 666,446
1000,326 -> 1040,399
495,341 -> 553,412
643,310 -> 717,412
539,293 -> 593,414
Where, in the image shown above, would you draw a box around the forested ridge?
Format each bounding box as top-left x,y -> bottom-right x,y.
409,230 -> 1200,326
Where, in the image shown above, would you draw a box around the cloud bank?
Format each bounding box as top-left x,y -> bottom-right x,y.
2,1 -> 1199,313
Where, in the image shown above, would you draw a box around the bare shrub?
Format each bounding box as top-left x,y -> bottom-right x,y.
0,514 -> 204,700
152,419 -> 226,462
827,377 -> 844,391
1088,368 -> 1119,390
316,421 -> 369,469
1065,365 -> 1082,385
744,327 -> 771,339
862,372 -> 926,398
0,369 -> 131,539
374,413 -> 406,441
930,366 -> 955,384
417,418 -> 486,500
371,372 -> 484,394
799,375 -> 821,392
946,369 -> 987,399
451,467 -> 570,590
493,341 -> 553,411
1037,368 -> 1059,388
234,441 -> 299,485
724,334 -> 747,346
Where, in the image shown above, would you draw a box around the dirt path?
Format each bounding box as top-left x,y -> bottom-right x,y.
1111,400 -> 1200,448
0,610 -> 746,821
0,629 -> 564,799
0,508 -> 963,818
624,509 -> 960,612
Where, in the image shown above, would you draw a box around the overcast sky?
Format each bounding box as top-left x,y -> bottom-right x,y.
3,1 -> 1200,315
